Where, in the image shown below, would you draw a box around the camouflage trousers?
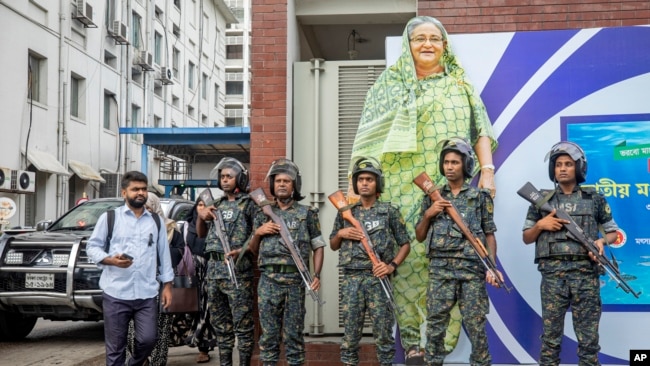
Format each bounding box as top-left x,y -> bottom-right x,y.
425,259 -> 490,366
258,273 -> 307,365
340,270 -> 395,365
539,272 -> 601,366
207,276 -> 255,358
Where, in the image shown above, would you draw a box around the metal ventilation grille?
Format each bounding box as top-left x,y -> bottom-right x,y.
337,65 -> 385,191
336,64 -> 385,328
99,173 -> 122,198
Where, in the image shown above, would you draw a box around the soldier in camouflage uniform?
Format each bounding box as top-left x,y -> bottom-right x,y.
249,158 -> 326,366
415,138 -> 502,366
522,141 -> 618,366
196,157 -> 256,366
330,157 -> 411,366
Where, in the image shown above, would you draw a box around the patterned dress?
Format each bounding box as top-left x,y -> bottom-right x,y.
350,17 -> 497,354
184,201 -> 217,354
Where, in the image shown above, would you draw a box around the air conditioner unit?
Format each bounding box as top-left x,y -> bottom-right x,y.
73,0 -> 97,28
153,150 -> 166,160
0,167 -> 11,191
134,50 -> 154,71
156,67 -> 174,85
12,170 -> 35,194
110,20 -> 129,45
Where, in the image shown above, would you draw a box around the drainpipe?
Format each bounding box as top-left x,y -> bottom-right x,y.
124,0 -> 133,172
144,0 -> 154,176
309,58 -> 325,335
57,1 -> 69,216
197,0 -> 204,128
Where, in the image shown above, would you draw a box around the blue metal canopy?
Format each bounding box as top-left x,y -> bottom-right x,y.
119,126 -> 250,164
119,127 -> 250,197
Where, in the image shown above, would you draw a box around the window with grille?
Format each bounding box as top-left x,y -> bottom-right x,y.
154,32 -> 162,64
70,74 -> 85,119
188,62 -> 195,89
226,45 -> 243,59
226,81 -> 243,95
132,12 -> 142,49
28,53 -> 44,103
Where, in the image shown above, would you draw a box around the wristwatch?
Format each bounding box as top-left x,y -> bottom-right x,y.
314,272 -> 320,279
389,261 -> 399,271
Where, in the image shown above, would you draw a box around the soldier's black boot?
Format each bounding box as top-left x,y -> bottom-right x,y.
239,352 -> 251,366
218,352 -> 233,366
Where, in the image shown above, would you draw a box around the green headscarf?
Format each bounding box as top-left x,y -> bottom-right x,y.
350,16 -> 491,164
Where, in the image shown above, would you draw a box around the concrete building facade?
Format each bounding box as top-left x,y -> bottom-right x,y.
0,0 -> 238,228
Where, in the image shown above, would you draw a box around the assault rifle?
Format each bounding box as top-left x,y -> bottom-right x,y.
517,182 -> 641,298
249,188 -> 325,305
327,190 -> 397,313
199,189 -> 239,289
413,172 -> 510,291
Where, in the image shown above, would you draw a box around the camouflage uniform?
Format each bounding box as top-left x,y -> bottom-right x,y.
255,201 -> 326,366
523,186 -> 618,366
330,200 -> 411,366
419,183 -> 496,366
204,193 -> 257,363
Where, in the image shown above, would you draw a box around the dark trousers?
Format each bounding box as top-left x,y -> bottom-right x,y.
103,294 -> 158,366
539,273 -> 601,366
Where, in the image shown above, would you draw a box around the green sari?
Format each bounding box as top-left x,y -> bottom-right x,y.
350,18 -> 497,354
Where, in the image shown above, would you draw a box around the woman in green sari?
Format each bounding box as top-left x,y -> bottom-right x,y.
350,16 -> 497,365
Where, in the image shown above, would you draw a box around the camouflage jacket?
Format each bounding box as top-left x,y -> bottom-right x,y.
419,182 -> 496,261
523,185 -> 618,266
205,193 -> 257,278
330,200 -> 411,270
254,200 -> 325,267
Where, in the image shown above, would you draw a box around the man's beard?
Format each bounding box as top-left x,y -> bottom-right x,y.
127,196 -> 146,209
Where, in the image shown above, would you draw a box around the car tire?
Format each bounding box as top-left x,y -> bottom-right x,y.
0,310 -> 37,341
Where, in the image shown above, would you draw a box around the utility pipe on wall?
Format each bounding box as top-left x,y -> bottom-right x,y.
57,0 -> 69,216
309,58 -> 325,335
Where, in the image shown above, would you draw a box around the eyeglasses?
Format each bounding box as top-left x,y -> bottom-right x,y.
410,36 -> 444,45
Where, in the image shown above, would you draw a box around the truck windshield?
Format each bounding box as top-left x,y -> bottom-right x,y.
48,200 -> 124,231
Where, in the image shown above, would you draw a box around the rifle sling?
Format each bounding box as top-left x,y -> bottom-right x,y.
537,190 -> 555,211
336,204 -> 354,213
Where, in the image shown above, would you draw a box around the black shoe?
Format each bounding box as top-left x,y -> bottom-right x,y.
405,345 -> 425,366
239,353 -> 251,366
219,352 -> 233,366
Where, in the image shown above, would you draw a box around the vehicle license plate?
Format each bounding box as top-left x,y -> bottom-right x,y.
25,273 -> 55,289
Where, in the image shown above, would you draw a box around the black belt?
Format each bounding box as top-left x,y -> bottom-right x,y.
262,264 -> 299,273
552,255 -> 588,261
208,252 -> 225,261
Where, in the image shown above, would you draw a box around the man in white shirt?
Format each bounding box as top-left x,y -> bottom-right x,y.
87,171 -> 174,366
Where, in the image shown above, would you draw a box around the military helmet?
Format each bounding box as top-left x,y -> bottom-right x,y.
210,157 -> 249,192
351,157 -> 384,195
545,141 -> 587,183
266,158 -> 304,201
438,137 -> 476,179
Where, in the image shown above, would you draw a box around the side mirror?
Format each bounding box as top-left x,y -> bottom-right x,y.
36,220 -> 52,231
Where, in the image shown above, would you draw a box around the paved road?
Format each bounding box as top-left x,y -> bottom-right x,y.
0,319 -> 215,365
0,319 -> 105,365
